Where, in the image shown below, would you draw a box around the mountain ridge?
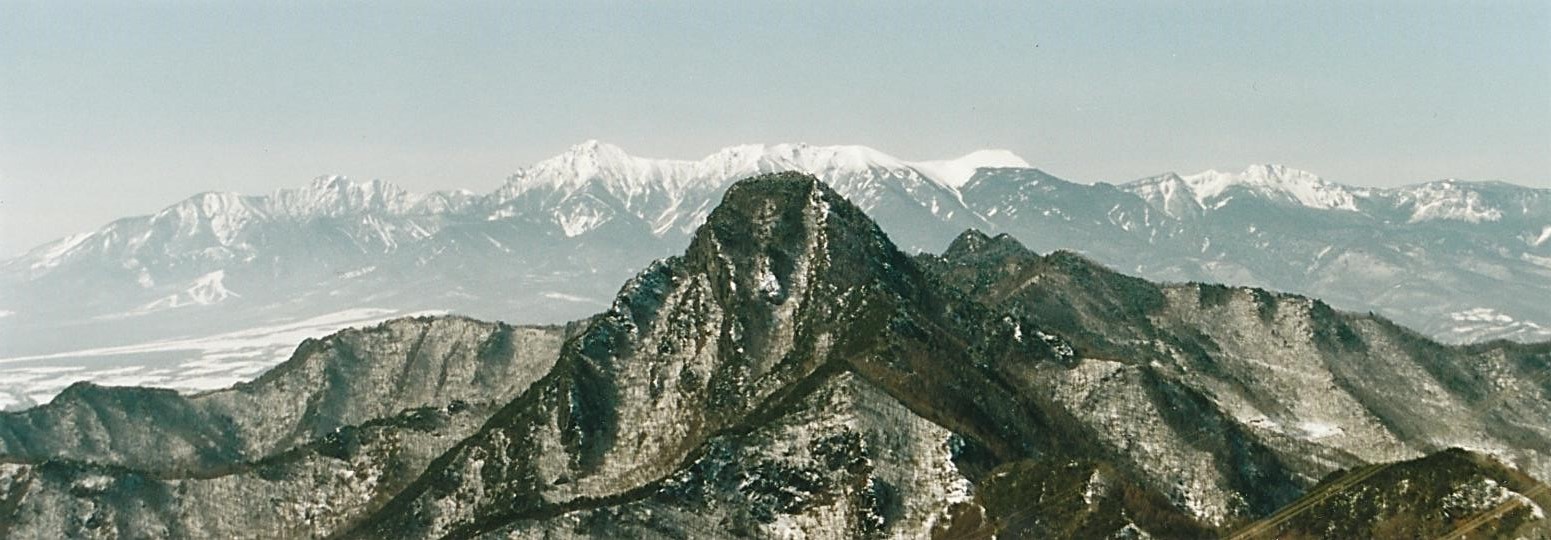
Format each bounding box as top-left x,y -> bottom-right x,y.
12,142 -> 1544,273
2,143 -> 1548,411
1,172 -> 1546,539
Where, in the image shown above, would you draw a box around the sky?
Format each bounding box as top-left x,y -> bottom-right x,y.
1,1 -> 1548,256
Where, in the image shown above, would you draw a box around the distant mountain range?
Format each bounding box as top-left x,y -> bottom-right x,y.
1,141 -> 1547,407
2,173 -> 1546,538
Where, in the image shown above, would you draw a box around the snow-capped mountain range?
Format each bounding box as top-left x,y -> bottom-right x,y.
1,140 -> 1547,407
5,174 -> 1549,538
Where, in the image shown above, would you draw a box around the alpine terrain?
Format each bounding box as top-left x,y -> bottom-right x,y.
1,174 -> 1547,539
0,141 -> 1544,412
1,142 -> 1547,409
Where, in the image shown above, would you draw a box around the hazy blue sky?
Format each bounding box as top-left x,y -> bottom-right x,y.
2,1 -> 1548,255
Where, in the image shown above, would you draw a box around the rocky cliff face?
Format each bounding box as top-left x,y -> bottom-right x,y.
1,173 -> 1547,539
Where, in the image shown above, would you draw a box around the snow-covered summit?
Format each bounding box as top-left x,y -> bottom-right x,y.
1126,164 -> 1359,215
912,149 -> 1031,188
496,141 -> 1034,197
705,143 -> 911,179
506,140 -> 704,195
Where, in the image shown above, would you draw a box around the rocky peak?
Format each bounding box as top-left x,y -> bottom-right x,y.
943,229 -> 995,256
687,172 -> 902,300
532,140 -> 642,181
591,173 -> 915,415
344,173 -> 1073,537
271,175 -> 418,217
1123,171 -> 1207,219
941,229 -> 1031,260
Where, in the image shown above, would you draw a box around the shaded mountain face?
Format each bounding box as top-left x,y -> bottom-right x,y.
1234,448 -> 1551,540
1,173 -> 1546,539
3,143 -> 1547,412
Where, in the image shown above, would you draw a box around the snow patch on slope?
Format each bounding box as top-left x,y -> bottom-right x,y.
130,270 -> 240,315
541,292 -> 604,305
1298,421 -> 1345,439
1398,181 -> 1504,223
1442,307 -> 1549,344
337,266 -> 377,279
25,232 -> 94,271
555,205 -> 611,237
1452,308 -> 1516,324
1524,253 -> 1551,270
1531,225 -> 1551,247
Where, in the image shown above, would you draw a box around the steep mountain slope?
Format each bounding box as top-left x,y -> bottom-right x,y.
0,317 -> 568,473
0,174 -> 1547,539
1233,448 -> 1550,539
